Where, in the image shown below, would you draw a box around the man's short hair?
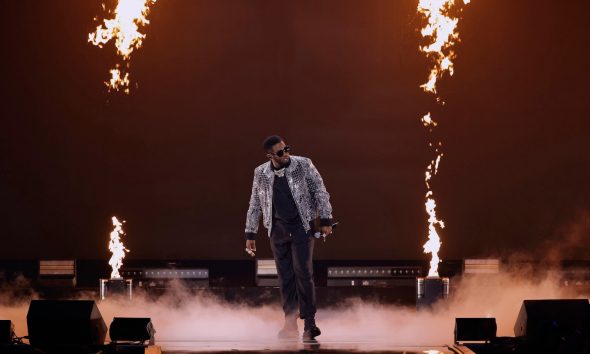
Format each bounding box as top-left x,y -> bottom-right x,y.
263,135 -> 283,152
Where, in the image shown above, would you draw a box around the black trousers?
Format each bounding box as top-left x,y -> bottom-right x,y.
270,220 -> 316,320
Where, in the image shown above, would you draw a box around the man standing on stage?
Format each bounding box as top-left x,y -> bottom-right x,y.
245,135 -> 334,340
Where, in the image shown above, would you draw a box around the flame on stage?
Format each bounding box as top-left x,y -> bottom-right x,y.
88,0 -> 157,94
108,216 -> 129,279
417,0 -> 471,277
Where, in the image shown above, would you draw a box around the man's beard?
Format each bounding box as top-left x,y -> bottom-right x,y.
277,156 -> 290,168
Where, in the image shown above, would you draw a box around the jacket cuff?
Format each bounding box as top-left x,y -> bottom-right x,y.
245,232 -> 257,240
320,218 -> 332,227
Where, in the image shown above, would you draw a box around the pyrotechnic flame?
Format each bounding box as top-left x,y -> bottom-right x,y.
107,67 -> 130,94
417,0 -> 471,277
417,0 -> 470,94
88,0 -> 157,93
108,216 -> 129,279
424,192 -> 444,277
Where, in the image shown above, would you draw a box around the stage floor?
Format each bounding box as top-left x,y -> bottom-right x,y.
156,340 -> 463,353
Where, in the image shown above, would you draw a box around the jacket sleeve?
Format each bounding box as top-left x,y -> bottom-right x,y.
305,159 -> 333,225
245,169 -> 262,239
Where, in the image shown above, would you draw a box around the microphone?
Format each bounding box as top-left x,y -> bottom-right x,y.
313,222 -> 339,242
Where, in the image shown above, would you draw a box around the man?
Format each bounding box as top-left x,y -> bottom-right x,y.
245,135 -> 334,340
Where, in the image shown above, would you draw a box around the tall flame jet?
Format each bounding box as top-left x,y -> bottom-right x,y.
89,0 -> 157,94
417,0 -> 471,277
108,216 -> 129,279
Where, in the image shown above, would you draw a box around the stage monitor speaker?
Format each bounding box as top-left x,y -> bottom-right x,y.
454,317 -> 496,343
514,299 -> 590,353
0,320 -> 14,345
109,317 -> 155,344
27,300 -> 107,351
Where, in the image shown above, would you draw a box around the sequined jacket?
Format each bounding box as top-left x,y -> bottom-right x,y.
245,155 -> 333,239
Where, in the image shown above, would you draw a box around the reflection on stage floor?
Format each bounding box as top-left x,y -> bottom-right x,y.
156,340 -> 460,353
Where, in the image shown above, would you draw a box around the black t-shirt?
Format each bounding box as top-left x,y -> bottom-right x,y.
272,171 -> 301,224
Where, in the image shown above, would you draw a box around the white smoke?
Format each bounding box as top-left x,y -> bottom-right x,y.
0,269 -> 587,349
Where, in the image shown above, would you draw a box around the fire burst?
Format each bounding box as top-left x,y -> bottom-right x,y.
88,0 -> 157,94
108,216 -> 129,279
417,0 -> 471,277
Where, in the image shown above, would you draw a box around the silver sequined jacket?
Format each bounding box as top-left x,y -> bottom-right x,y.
245,155 -> 333,238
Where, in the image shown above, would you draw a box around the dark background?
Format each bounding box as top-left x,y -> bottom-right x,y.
1,0 -> 589,261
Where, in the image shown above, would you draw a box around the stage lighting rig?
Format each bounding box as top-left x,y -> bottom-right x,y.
38,260 -> 76,287
327,266 -> 423,287
120,268 -> 209,289
255,259 -> 279,286
463,259 -> 500,275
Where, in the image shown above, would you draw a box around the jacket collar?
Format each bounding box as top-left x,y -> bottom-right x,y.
262,155 -> 300,178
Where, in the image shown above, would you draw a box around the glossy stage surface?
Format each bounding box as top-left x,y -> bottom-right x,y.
157,340 -> 460,353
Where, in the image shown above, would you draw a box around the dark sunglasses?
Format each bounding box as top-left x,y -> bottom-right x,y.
271,145 -> 291,157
